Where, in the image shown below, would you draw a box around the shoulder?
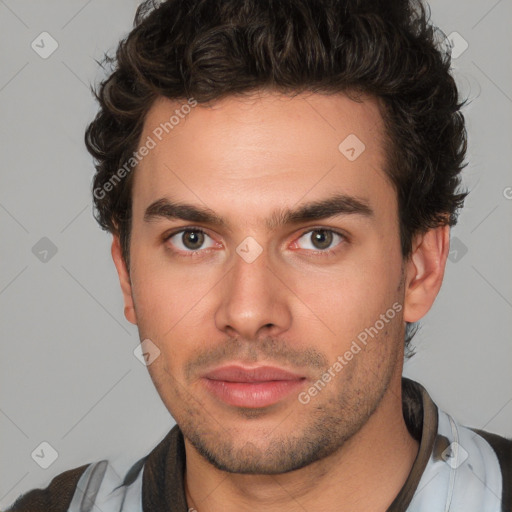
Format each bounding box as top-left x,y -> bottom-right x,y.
4,427 -> 180,512
403,380 -> 512,512
429,410 -> 512,511
471,427 -> 512,509
5,456 -> 147,512
5,463 -> 91,512
471,427 -> 512,463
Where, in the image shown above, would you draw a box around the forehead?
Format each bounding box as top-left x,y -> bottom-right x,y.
131,91 -> 395,227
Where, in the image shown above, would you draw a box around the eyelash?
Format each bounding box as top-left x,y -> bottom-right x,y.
163,226 -> 347,258
289,228 -> 346,257
162,227 -> 218,258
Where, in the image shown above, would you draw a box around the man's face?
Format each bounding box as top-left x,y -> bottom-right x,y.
122,91 -> 408,473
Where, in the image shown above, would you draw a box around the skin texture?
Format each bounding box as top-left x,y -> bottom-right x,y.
111,90 -> 450,511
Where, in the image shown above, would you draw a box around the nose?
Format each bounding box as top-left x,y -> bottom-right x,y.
214,243 -> 293,341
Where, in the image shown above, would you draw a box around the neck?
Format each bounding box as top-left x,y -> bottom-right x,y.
184,378 -> 419,512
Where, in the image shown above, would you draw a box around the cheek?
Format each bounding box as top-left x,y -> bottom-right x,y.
130,248 -> 213,331
128,249 -> 221,380
291,243 -> 402,345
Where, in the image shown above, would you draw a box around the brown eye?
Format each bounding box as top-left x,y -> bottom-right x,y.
311,230 -> 333,250
167,229 -> 215,252
296,229 -> 344,252
181,230 -> 205,250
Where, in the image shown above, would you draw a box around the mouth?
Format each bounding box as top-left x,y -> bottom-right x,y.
201,365 -> 307,408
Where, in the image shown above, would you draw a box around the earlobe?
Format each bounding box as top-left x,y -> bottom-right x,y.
111,235 -> 138,325
403,225 -> 450,323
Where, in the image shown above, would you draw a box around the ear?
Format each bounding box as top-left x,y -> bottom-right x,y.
403,225 -> 450,323
111,234 -> 137,325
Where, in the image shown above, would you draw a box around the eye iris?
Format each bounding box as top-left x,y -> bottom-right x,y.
311,230 -> 333,250
183,230 -> 204,250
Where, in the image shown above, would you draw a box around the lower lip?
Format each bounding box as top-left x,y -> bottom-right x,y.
202,378 -> 306,408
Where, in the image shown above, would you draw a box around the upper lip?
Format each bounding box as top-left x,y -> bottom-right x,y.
203,365 -> 305,383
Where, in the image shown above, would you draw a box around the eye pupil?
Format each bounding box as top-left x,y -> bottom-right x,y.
312,230 -> 333,249
183,230 -> 204,250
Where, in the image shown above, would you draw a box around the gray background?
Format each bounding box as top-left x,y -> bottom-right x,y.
1,0 -> 511,508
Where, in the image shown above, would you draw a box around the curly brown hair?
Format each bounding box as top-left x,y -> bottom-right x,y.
84,0 -> 469,352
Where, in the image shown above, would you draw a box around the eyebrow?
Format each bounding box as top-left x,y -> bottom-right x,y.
143,193 -> 374,230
